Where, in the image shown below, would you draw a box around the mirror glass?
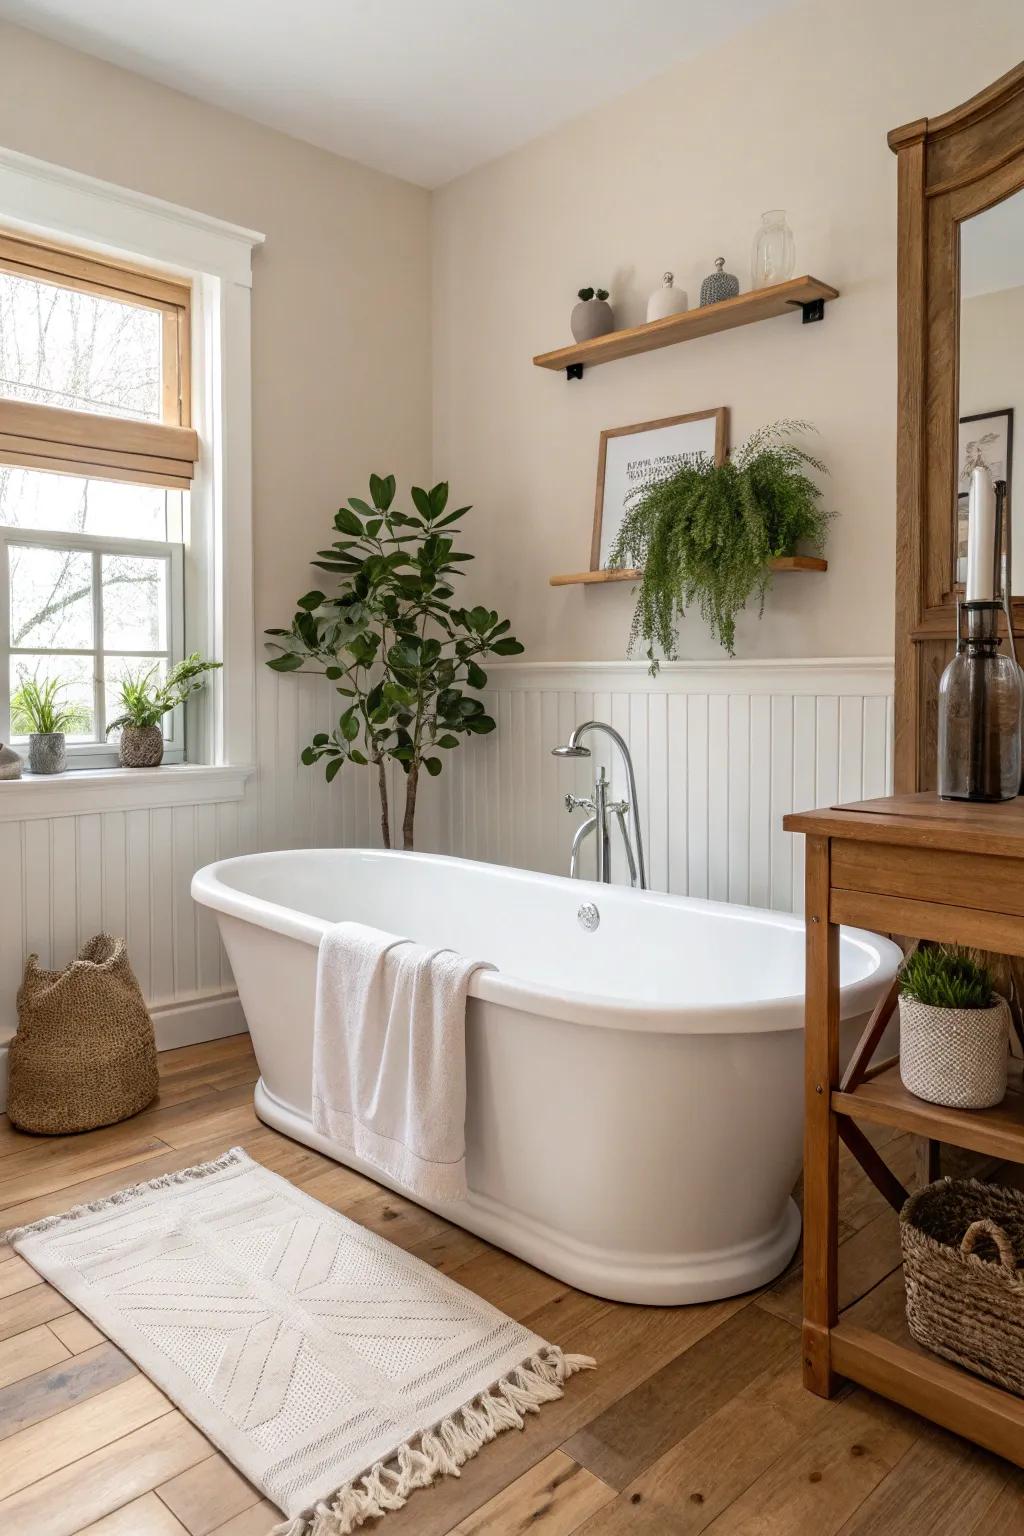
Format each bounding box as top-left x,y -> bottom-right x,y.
958,193 -> 1024,590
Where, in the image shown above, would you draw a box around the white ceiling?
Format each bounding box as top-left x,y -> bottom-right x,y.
0,0 -> 791,187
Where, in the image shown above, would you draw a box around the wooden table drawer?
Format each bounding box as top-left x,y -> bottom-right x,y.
831,837 -> 1024,917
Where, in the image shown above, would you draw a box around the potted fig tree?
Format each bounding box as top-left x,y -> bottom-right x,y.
899,946 -> 1011,1109
106,654 -> 221,767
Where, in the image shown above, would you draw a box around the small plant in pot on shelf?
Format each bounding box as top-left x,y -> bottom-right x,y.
106,654 -> 221,767
11,677 -> 76,775
899,946 -> 1010,1109
570,286 -> 614,343
609,420 -> 832,664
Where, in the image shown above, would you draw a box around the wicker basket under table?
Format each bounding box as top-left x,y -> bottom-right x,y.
901,1177 -> 1024,1397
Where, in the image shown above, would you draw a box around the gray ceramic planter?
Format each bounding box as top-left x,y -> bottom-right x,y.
119,724 -> 164,768
28,732 -> 66,774
570,297 -> 614,343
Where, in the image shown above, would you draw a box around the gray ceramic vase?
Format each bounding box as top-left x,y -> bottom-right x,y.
570,297 -> 614,343
0,743 -> 22,780
29,732 -> 66,775
119,725 -> 164,768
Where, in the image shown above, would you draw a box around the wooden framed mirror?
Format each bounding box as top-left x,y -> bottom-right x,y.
891,62 -> 1024,791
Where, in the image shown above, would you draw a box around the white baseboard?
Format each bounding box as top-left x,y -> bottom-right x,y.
0,991 -> 248,1116
150,992 -> 249,1052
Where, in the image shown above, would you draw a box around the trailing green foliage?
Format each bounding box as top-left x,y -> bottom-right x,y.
265,476 -> 523,850
10,676 -> 82,735
609,420 -> 832,662
577,286 -> 609,302
899,946 -> 995,1011
106,653 -> 221,732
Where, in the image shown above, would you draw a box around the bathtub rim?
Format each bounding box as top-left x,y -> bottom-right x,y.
192,846 -> 901,1036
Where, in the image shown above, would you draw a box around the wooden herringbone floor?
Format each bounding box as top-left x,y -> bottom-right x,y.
0,1035 -> 1021,1535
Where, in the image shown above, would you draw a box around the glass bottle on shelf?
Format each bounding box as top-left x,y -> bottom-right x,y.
751,210 -> 795,289
937,601 -> 1022,801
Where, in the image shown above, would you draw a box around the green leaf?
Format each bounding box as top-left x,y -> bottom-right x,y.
436,734 -> 460,748
424,756 -> 443,776
491,637 -> 525,655
335,506 -> 364,536
411,486 -> 432,520
369,474 -> 396,512
465,716 -> 496,734
266,653 -> 305,672
339,706 -> 360,742
300,747 -> 318,765
312,733 -> 329,747
297,590 -> 325,611
467,661 -> 487,689
325,757 -> 344,783
349,749 -> 369,766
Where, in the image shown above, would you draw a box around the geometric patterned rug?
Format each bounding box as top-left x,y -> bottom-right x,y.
7,1147 -> 594,1535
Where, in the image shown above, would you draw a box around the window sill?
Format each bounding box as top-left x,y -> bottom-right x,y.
0,763 -> 253,821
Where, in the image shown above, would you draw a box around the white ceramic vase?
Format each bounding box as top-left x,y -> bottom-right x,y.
647,272 -> 688,322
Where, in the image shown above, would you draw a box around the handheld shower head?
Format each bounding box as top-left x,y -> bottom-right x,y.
552,743 -> 591,758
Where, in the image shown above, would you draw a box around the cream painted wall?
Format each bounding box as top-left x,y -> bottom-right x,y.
0,20 -> 432,633
432,0 -> 1024,662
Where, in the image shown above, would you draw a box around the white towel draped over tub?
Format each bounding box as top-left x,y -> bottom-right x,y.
312,921 -> 492,1203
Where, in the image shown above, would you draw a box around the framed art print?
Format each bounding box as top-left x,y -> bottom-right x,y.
591,408 -> 728,570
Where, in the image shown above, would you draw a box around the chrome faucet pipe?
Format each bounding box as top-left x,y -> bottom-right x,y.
552,720 -> 647,890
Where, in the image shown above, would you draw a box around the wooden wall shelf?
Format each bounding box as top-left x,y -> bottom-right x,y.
533,277 -> 840,379
549,555 -> 827,588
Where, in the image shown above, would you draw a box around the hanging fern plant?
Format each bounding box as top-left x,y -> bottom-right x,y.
609,420 -> 832,664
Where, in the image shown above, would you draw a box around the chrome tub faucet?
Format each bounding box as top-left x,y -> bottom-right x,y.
552,721 -> 647,889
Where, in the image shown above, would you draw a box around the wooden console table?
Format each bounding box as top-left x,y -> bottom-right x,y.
784,791 -> 1024,1465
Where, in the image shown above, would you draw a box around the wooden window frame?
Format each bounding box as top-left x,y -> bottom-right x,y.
0,229 -> 197,488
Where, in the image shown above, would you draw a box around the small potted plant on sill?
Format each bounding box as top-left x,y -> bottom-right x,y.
106,653 -> 221,768
11,677 -> 76,775
899,945 -> 1010,1109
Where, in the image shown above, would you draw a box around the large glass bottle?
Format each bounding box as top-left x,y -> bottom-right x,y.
751,210 -> 795,289
937,601 -> 1022,801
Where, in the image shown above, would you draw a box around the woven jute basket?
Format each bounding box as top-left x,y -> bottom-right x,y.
9,935 -> 158,1134
901,1177 -> 1024,1396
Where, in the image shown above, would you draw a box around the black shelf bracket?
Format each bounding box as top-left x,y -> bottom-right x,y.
566,363 -> 584,381
800,298 -> 825,324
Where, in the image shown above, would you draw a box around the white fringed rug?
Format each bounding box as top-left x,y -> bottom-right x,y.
7,1147 -> 594,1535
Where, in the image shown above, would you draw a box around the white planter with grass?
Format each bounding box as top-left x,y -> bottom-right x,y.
899,947 -> 1010,1110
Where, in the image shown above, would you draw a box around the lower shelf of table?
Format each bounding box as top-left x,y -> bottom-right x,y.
828,1322 -> 1024,1466
832,1062 -> 1024,1165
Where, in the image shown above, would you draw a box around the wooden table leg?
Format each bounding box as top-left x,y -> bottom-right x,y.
802,834 -> 840,1397
915,1137 -> 941,1187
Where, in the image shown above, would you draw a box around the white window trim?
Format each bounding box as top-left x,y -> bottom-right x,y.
0,147 -> 264,802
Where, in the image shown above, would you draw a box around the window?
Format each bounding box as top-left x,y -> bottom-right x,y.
0,231 -> 195,767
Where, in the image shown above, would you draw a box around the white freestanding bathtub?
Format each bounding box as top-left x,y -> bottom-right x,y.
192,849 -> 901,1306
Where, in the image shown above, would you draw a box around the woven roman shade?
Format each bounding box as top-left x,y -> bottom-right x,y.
0,229 -> 196,489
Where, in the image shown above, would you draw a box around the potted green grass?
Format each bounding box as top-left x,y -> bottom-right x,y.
106,654 -> 221,767
11,677 -> 75,775
899,946 -> 1010,1109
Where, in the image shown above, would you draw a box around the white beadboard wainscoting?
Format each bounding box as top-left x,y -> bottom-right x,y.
0,656 -> 893,1112
415,658 -> 895,906
258,655 -> 895,906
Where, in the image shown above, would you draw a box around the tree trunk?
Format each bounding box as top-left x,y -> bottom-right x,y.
375,756 -> 391,848
402,759 -> 419,850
